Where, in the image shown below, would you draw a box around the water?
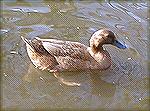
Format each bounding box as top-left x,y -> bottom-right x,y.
1,1 -> 149,110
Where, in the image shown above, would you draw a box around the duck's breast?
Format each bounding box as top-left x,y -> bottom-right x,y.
91,50 -> 111,70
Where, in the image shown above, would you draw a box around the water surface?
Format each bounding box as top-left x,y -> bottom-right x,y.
1,1 -> 149,110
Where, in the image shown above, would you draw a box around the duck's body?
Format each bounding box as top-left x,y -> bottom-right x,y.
21,29 -> 126,73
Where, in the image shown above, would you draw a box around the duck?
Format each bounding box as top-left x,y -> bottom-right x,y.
21,29 -> 127,73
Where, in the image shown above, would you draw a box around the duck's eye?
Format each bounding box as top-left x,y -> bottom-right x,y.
105,34 -> 109,38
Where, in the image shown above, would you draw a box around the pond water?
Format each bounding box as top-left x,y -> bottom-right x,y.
1,1 -> 149,111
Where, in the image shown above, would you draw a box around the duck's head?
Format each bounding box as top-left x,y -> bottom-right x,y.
90,29 -> 127,53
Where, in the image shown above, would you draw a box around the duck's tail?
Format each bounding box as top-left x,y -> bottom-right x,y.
21,36 -> 30,45
21,36 -> 34,49
21,36 -> 38,51
21,36 -> 50,54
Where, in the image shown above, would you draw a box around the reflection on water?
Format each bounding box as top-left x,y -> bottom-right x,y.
1,0 -> 149,110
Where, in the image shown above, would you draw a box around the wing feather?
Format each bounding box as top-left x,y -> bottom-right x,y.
40,39 -> 92,60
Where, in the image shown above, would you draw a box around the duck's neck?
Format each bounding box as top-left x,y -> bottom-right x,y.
91,45 -> 104,54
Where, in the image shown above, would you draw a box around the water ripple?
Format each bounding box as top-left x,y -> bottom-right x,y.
17,25 -> 53,38
3,6 -> 51,13
108,2 -> 146,23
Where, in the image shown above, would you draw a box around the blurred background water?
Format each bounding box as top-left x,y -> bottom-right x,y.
1,0 -> 149,110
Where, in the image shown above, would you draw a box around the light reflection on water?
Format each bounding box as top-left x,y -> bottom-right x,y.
1,0 -> 149,110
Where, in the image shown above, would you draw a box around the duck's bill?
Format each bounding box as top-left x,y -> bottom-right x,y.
113,40 -> 127,49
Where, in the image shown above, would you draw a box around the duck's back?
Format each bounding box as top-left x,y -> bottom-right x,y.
39,38 -> 96,71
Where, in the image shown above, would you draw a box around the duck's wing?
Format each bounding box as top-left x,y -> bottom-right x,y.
36,37 -> 92,60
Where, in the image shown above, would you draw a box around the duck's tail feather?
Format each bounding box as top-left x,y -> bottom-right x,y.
21,36 -> 30,44
21,36 -> 37,50
21,36 -> 50,54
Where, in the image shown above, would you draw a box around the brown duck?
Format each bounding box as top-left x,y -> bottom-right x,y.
21,29 -> 127,73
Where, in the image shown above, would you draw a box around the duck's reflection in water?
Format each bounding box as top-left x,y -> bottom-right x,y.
23,63 -> 116,98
